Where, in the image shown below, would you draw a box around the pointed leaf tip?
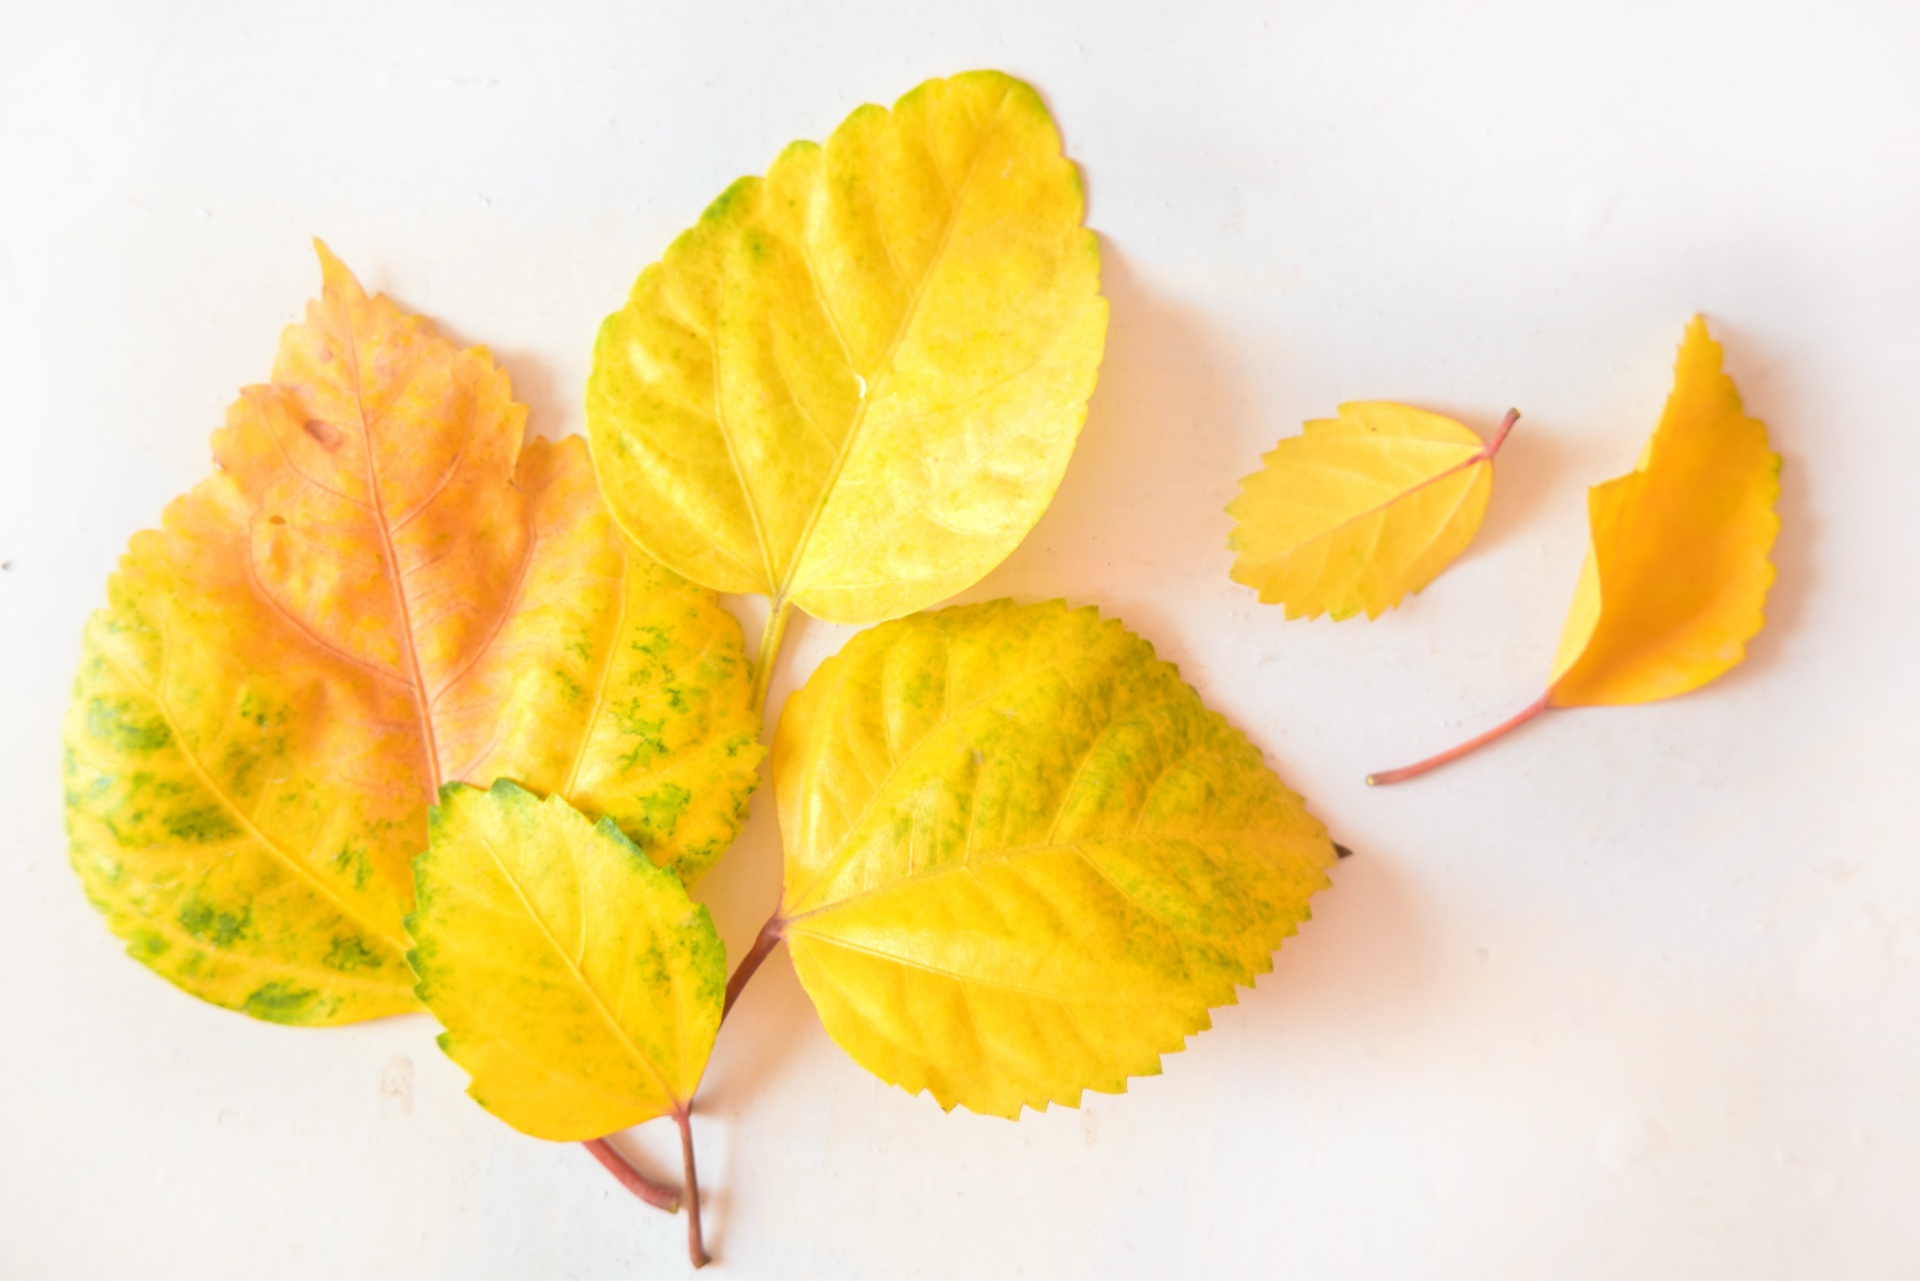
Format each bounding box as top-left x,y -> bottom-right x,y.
309,237 -> 361,299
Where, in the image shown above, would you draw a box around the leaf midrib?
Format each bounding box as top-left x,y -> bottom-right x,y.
558,539 -> 632,800
341,301 -> 445,800
1247,436 -> 1490,566
766,87 -> 1013,609
783,827 -> 1295,928
785,822 -> 1301,1006
470,830 -> 681,1110
784,639 -> 1188,913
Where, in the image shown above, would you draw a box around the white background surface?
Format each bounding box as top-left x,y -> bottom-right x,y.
4,3 -> 1918,1276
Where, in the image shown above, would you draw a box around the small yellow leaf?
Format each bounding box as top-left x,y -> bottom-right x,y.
1548,317 -> 1780,707
410,781 -> 723,1141
64,246 -> 760,1025
772,600 -> 1336,1117
588,71 -> 1109,626
1226,402 -> 1512,620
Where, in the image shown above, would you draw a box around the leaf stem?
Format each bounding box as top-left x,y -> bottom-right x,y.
675,1107 -> 711,1268
581,1138 -> 680,1213
749,598 -> 795,719
723,913 -> 784,1020
1366,691 -> 1552,785
1482,408 -> 1521,459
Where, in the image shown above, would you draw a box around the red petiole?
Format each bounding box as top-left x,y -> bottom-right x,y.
1366,691 -> 1552,785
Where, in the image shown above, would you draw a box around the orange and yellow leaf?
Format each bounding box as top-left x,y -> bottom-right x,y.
64,246 -> 760,1025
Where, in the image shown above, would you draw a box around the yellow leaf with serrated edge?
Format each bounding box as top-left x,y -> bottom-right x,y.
1368,317 -> 1780,784
64,245 -> 760,1025
1547,317 -> 1780,706
1226,402 -> 1513,620
770,599 -> 1336,1117
409,781 -> 724,1141
588,70 -> 1108,627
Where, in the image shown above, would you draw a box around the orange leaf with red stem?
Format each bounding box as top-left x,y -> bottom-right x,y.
1368,317 -> 1780,784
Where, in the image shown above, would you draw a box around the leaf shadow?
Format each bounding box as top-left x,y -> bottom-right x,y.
1222,840 -> 1444,1057
1419,399 -> 1571,571
594,1125 -> 684,1211
1694,317 -> 1814,690
489,347 -> 572,444
688,774 -> 817,1110
953,240 -> 1258,676
415,283 -> 572,445
408,279 -> 579,446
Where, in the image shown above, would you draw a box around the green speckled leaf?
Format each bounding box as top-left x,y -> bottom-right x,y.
772,599 -> 1337,1117
410,780 -> 725,1141
451,514 -> 764,885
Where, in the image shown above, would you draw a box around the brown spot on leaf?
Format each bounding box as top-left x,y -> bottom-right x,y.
303,419 -> 346,451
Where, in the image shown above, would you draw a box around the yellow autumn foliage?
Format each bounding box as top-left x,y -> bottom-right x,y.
588,71 -> 1108,627
410,782 -> 724,1141
772,600 -> 1336,1117
1227,402 -> 1510,620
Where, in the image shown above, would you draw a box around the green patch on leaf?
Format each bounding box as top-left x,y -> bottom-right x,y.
613,706 -> 668,771
164,803 -> 242,845
86,696 -> 171,755
632,625 -> 672,660
178,896 -> 251,947
637,784 -> 691,840
324,934 -> 382,972
332,843 -> 373,891
244,981 -> 330,1024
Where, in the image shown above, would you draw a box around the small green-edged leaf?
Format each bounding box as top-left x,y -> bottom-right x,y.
410,781 -> 724,1141
588,70 -> 1108,625
772,599 -> 1336,1117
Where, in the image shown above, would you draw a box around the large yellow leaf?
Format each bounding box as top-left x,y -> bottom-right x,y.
1368,317 -> 1779,783
409,781 -> 724,1141
770,600 -> 1336,1117
587,71 -> 1108,627
64,246 -> 760,1025
1226,402 -> 1514,620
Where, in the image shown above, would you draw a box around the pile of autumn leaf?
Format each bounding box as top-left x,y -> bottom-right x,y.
62,71 -> 1779,1268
